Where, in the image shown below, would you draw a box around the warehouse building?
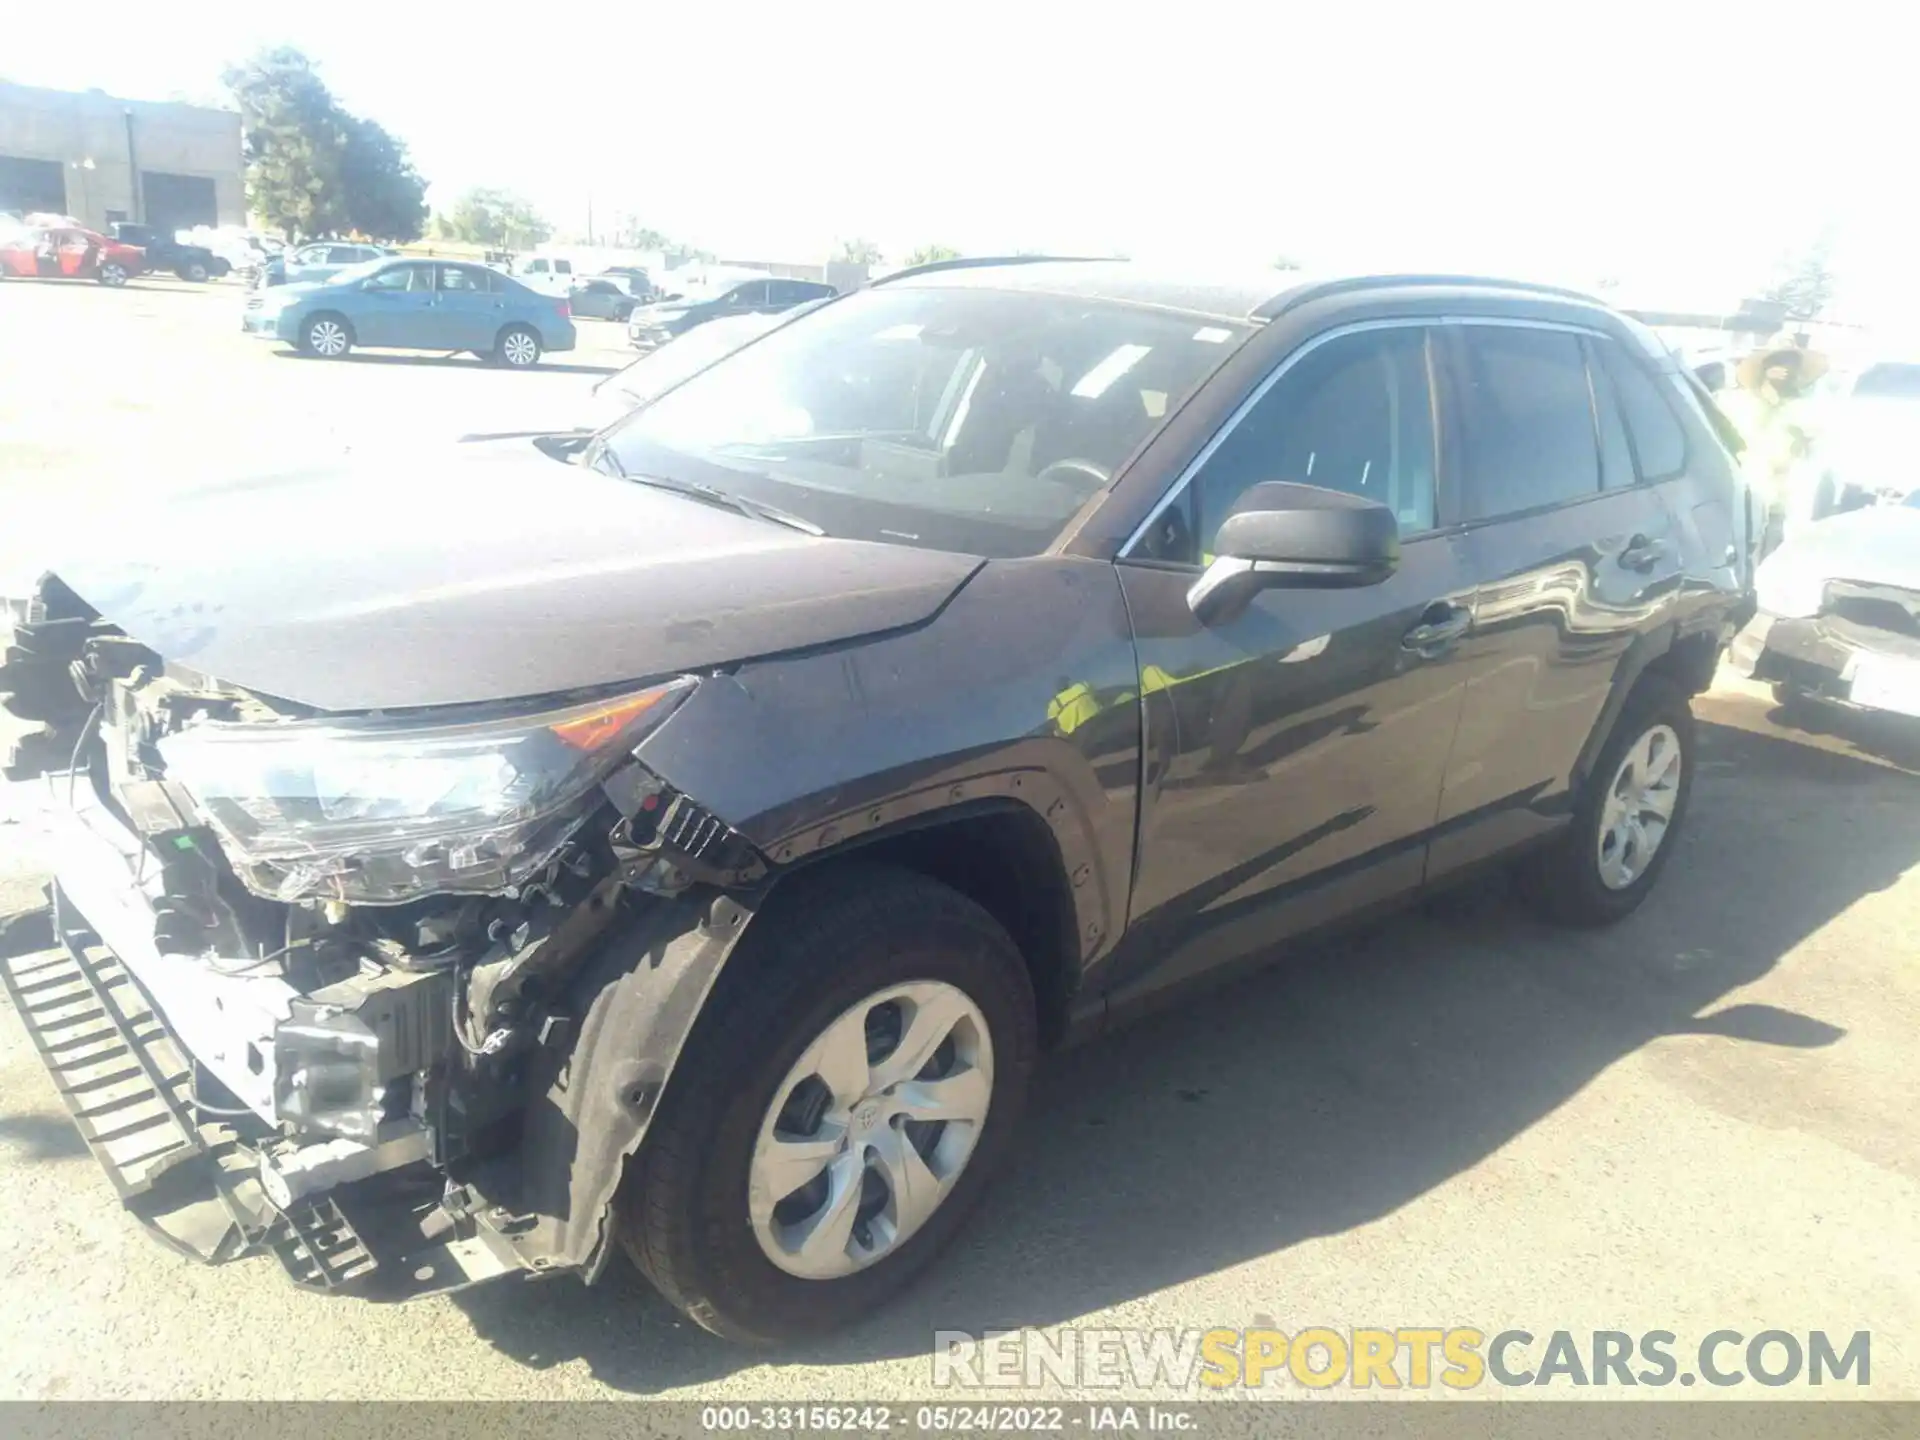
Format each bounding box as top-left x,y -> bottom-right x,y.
0,81 -> 243,231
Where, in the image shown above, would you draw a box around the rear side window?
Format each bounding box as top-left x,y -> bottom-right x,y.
1599,342 -> 1687,481
1452,326 -> 1599,519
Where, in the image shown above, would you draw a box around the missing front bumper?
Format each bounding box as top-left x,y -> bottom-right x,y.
2,902 -> 524,1299
1731,610 -> 1920,715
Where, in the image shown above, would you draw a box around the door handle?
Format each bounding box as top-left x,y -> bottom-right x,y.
1621,534 -> 1668,572
1401,603 -> 1472,655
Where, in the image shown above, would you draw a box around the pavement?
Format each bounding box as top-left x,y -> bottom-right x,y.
1,280 -> 1917,1404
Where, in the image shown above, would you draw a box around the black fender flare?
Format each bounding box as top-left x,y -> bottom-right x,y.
1569,623 -> 1675,795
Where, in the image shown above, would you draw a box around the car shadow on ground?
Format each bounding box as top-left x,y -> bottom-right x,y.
267,351 -> 620,377
1766,696 -> 1920,774
451,716 -> 1917,1391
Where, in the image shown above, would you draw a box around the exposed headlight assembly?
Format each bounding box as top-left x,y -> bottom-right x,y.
158,677 -> 696,905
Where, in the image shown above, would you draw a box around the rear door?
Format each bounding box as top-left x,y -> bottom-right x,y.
433,263 -> 506,348
1109,321 -> 1479,1010
1428,319 -> 1685,878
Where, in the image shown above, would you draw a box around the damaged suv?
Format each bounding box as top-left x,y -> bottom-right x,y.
1,262 -> 1747,1342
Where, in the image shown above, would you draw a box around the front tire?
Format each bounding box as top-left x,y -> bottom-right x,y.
620,864 -> 1037,1343
495,324 -> 541,368
300,313 -> 353,358
1520,677 -> 1694,927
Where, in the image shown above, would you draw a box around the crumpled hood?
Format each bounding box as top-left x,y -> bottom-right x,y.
1756,507 -> 1920,615
44,443 -> 982,712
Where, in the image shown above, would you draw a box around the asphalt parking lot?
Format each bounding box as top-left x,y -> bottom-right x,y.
1,279 -> 1917,1404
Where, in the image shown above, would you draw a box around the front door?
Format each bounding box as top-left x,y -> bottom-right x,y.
1427,322 -> 1685,877
1108,322 -> 1478,1011
354,261 -> 441,348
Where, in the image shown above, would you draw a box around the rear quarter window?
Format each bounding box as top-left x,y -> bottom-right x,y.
1600,343 -> 1688,481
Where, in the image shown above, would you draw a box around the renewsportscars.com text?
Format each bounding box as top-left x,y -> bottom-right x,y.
932,1327 -> 1871,1390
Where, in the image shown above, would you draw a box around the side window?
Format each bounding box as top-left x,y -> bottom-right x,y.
437,265 -> 483,292
362,264 -> 411,292
525,259 -> 548,274
1583,338 -> 1638,490
1452,326 -> 1600,519
366,263 -> 432,292
554,259 -> 573,276
1599,342 -> 1688,481
729,281 -> 769,306
1188,326 -> 1437,559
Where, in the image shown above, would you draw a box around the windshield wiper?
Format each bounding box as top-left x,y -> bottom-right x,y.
623,471 -> 825,536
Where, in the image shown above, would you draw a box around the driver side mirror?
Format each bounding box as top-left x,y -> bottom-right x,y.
1186,481 -> 1399,623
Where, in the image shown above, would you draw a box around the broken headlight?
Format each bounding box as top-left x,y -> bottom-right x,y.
157,678 -> 696,904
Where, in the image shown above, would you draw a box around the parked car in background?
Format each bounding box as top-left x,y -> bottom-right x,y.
627,276 -> 836,349
2,263 -> 1746,1343
1820,361 -> 1920,512
597,265 -> 656,299
105,223 -> 231,283
260,241 -> 395,288
585,305 -> 815,428
242,256 -> 575,366
0,225 -> 145,286
569,277 -> 641,322
1731,499 -> 1920,717
513,254 -> 579,297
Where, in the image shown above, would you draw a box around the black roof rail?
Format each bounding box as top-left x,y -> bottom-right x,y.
1255,272 -> 1602,320
870,254 -> 1110,286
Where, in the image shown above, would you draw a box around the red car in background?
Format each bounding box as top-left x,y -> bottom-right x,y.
0,225 -> 145,286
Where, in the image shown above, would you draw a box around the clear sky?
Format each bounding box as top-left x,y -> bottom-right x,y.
4,0 -> 1904,321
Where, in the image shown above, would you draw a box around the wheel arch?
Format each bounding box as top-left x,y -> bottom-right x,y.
488,796 -> 1085,1282
1570,621 -> 1716,796
776,798 -> 1083,1047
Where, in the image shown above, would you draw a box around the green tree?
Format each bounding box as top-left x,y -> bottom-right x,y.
439,187 -> 552,249
224,47 -> 345,241
224,46 -> 428,242
1272,254 -> 1304,272
835,237 -> 883,265
1762,236 -> 1836,321
338,115 -> 427,242
904,243 -> 960,266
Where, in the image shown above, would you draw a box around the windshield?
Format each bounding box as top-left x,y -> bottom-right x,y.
599,284 -> 1250,557
599,313 -> 787,408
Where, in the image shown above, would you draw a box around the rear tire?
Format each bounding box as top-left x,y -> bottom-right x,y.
495,324 -> 542,368
1520,677 -> 1694,927
177,260 -> 210,283
619,864 -> 1037,1343
97,261 -> 129,287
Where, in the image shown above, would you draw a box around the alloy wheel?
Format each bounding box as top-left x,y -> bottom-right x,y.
748,979 -> 993,1280
502,330 -> 539,367
308,320 -> 348,357
1597,722 -> 1682,890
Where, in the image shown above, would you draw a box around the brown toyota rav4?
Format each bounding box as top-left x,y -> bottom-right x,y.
0,261 -> 1748,1341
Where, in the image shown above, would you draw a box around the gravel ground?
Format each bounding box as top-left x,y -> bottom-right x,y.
1,280 -> 1916,1405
